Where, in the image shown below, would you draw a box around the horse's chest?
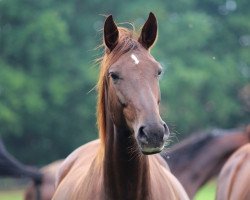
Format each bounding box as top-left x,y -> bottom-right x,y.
149,158 -> 188,200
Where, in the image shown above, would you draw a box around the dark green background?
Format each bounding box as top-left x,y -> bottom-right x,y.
0,0 -> 249,165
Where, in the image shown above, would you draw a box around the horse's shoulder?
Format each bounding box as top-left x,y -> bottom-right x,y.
42,160 -> 63,176
237,143 -> 250,154
154,154 -> 170,169
149,155 -> 190,200
55,139 -> 100,187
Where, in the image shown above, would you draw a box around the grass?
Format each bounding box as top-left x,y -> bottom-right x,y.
0,189 -> 23,200
194,181 -> 216,200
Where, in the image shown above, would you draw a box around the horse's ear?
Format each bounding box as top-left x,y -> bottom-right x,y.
104,15 -> 119,51
138,12 -> 158,49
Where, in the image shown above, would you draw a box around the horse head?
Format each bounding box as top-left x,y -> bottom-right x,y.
102,13 -> 169,154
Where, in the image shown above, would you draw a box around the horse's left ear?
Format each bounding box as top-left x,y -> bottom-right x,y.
138,12 -> 158,49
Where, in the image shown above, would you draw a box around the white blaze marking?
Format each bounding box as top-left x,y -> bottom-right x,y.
131,54 -> 139,64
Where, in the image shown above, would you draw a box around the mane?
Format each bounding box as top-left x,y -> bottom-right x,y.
97,27 -> 139,148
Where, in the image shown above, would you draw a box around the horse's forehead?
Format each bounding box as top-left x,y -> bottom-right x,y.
113,50 -> 159,71
131,54 -> 140,65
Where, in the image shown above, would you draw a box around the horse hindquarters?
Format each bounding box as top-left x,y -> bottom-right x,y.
216,144 -> 250,200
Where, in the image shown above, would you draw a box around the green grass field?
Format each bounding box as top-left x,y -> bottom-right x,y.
194,181 -> 216,200
0,189 -> 23,200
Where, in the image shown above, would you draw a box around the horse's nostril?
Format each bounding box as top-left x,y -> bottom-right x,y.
163,123 -> 170,140
163,123 -> 168,133
163,123 -> 166,130
138,126 -> 148,145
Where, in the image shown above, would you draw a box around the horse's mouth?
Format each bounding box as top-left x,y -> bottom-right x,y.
140,146 -> 164,155
141,150 -> 161,155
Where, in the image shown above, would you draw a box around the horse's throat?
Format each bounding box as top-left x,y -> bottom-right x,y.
103,125 -> 151,200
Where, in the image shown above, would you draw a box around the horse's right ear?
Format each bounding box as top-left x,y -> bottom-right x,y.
104,15 -> 119,52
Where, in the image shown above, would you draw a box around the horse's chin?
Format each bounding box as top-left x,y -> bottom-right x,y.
140,146 -> 164,155
141,150 -> 161,155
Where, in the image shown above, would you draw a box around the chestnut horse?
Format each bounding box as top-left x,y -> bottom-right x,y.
162,126 -> 250,198
24,160 -> 63,200
216,143 -> 250,200
23,128 -> 250,200
25,126 -> 249,200
52,13 -> 189,200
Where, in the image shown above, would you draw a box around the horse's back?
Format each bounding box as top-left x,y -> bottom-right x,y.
216,144 -> 250,200
53,139 -> 100,200
24,160 -> 63,200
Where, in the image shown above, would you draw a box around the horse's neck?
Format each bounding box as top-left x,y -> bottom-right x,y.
103,125 -> 151,200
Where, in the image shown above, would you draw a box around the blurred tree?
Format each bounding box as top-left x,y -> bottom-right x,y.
0,0 -> 249,164
0,0 -> 98,164
159,0 -> 250,133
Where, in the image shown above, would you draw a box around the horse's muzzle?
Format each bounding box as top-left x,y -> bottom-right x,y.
137,122 -> 169,154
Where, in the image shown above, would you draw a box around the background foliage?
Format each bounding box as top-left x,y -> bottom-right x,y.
0,0 -> 249,165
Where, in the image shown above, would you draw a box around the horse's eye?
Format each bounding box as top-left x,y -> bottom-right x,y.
109,72 -> 120,81
158,69 -> 162,77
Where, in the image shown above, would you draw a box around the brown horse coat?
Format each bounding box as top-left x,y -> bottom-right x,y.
24,126 -> 250,200
216,143 -> 250,200
163,126 -> 250,198
53,140 -> 188,200
24,160 -> 62,200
